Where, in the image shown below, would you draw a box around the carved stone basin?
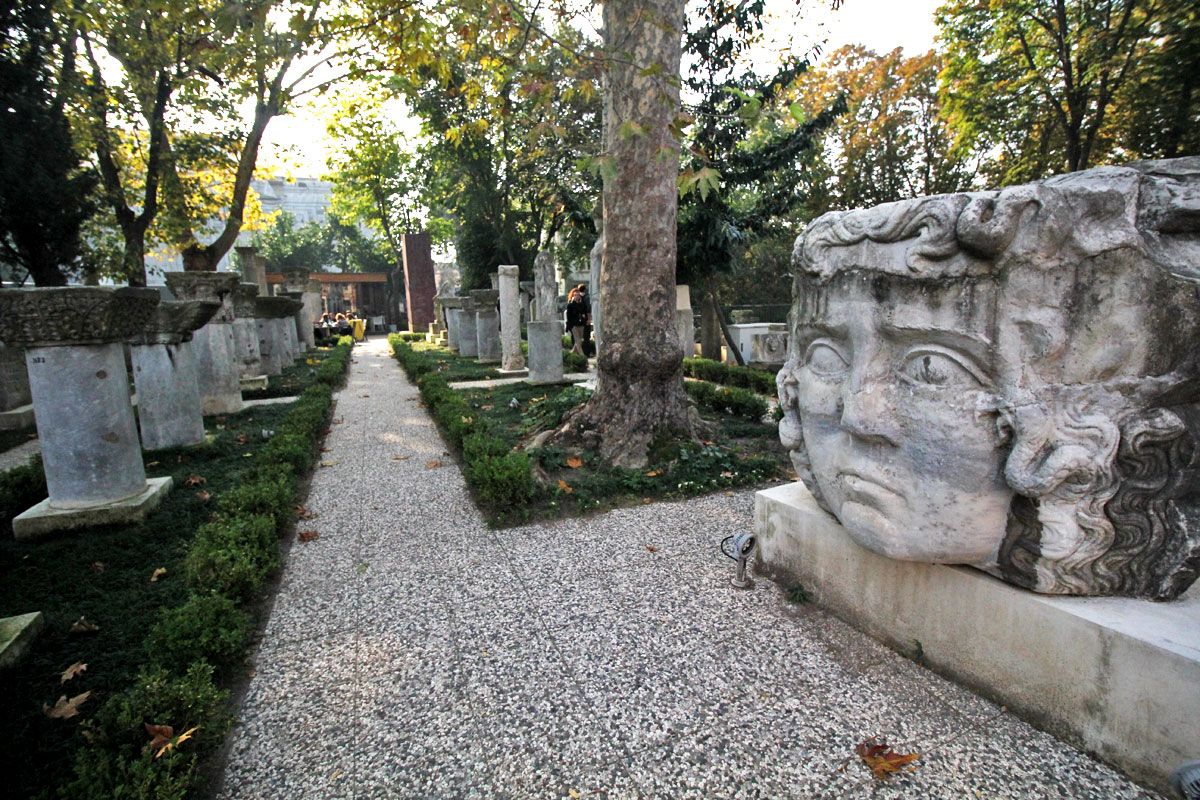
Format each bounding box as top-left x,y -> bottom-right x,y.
0,287 -> 161,347
163,272 -> 240,323
254,296 -> 302,319
232,283 -> 260,319
131,300 -> 221,346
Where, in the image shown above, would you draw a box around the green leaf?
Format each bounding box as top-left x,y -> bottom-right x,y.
788,102 -> 806,123
638,62 -> 664,77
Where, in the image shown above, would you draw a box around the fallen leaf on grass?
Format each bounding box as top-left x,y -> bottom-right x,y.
44,692 -> 91,719
89,561 -> 105,573
643,498 -> 652,504
645,468 -> 663,477
195,490 -> 212,502
176,455 -> 188,464
720,471 -> 735,479
426,460 -> 442,469
146,461 -> 160,467
645,545 -> 659,553
393,455 -> 411,461
557,479 -> 573,494
60,662 -> 87,683
146,723 -> 199,758
566,456 -> 583,469
235,434 -> 249,445
184,474 -> 206,487
480,404 -> 493,411
69,617 -> 99,634
855,738 -> 919,780
150,567 -> 167,582
298,530 -> 320,542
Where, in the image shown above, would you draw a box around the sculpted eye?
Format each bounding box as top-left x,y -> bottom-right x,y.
899,348 -> 984,388
804,340 -> 849,378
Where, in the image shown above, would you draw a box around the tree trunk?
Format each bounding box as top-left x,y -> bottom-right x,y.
557,0 -> 692,468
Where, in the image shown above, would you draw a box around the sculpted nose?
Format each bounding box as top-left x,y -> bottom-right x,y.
837,385 -> 900,447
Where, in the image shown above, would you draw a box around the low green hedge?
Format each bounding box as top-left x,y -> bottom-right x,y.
683,357 -> 778,396
684,380 -> 769,421
62,340 -> 352,799
389,334 -> 539,521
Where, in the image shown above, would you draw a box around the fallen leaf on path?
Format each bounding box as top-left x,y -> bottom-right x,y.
320,447 -> 333,452
69,617 -> 99,634
855,738 -> 919,780
296,506 -> 318,520
557,479 -> 573,494
322,428 -> 332,435
645,546 -> 659,553
644,498 -> 652,504
566,456 -> 583,469
320,460 -> 339,468
60,662 -> 87,683
44,692 -> 91,719
361,394 -> 370,398
393,455 -> 411,461
184,475 -> 206,487
298,530 -> 320,542
150,567 -> 167,582
426,460 -> 442,469
332,416 -> 344,424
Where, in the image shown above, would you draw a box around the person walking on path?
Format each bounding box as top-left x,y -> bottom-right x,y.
566,284 -> 590,356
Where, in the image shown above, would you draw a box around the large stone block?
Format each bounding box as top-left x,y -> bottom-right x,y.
776,157 -> 1200,599
755,481 -> 1200,795
402,232 -> 436,333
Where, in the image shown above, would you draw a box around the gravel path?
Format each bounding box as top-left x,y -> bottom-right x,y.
215,337 -> 1160,800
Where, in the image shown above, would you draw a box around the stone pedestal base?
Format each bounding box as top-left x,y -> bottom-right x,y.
0,611 -> 44,668
527,321 -> 564,384
131,342 -> 205,452
496,368 -> 529,378
239,375 -> 269,391
190,325 -> 244,415
458,308 -> 479,358
0,403 -> 34,430
754,481 -> 1200,795
14,476 -> 173,540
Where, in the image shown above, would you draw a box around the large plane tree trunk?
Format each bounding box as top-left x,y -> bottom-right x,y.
557,0 -> 692,468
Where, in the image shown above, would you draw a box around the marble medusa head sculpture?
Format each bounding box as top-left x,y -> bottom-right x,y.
777,159 -> 1200,600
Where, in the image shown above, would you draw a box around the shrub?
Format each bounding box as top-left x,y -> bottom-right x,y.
64,664 -> 229,800
682,357 -> 777,395
397,332 -> 426,342
216,464 -> 294,531
145,593 -> 251,675
684,380 -> 768,421
562,349 -> 588,373
471,452 -> 535,511
183,513 -> 278,601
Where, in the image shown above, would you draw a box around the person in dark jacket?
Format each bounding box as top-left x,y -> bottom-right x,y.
565,284 -> 591,356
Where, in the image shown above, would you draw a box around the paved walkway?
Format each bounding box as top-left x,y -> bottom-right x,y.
216,337 -> 1160,799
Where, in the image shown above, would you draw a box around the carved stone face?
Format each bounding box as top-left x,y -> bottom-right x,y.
786,269 -> 1011,564
778,158 -> 1200,599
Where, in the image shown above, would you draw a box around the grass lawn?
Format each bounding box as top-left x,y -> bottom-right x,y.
404,340 -> 503,382
0,346 -> 342,799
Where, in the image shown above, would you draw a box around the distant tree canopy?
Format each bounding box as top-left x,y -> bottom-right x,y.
0,0 -> 95,286
253,210 -> 392,274
937,0 -> 1199,185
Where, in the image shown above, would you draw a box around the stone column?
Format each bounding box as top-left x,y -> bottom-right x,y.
528,256 -> 564,385
442,298 -> 464,352
280,268 -> 316,351
457,297 -> 479,358
130,300 -> 220,451
675,284 -> 694,359
282,292 -> 306,358
253,296 -> 288,376
236,246 -> 268,295
165,272 -> 244,415
0,287 -> 172,539
519,281 -> 535,323
401,232 -> 437,332
498,265 -> 526,374
231,284 -> 267,390
471,289 -> 501,364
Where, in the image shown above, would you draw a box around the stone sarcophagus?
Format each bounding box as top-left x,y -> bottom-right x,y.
777,158 -> 1200,600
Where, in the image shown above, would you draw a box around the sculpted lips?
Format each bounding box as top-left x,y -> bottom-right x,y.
838,468 -> 904,508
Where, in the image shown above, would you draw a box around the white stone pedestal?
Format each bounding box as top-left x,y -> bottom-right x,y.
190,323 -> 244,415
444,301 -> 464,351
675,285 -> 694,358
471,289 -> 501,364
131,342 -> 205,450
754,481 -> 1200,794
458,300 -> 479,358
527,321 -> 564,384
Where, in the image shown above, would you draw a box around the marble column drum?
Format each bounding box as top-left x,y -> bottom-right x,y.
164,272 -> 244,415
457,298 -> 479,358
471,289 -> 501,364
0,287 -> 172,539
442,298 -> 464,352
253,297 -> 284,377
129,301 -> 220,451
498,265 -> 525,373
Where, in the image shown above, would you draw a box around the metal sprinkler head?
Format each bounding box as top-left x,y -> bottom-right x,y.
721,532 -> 758,589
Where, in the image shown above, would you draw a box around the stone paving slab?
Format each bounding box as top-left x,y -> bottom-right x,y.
215,337 -> 1162,800
449,372 -> 592,390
